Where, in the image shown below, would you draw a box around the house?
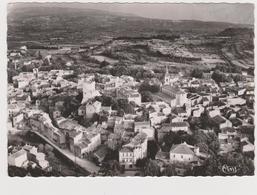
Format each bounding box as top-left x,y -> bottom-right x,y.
119,147 -> 134,168
212,115 -> 232,130
107,133 -> 121,150
100,106 -> 112,115
119,132 -> 148,168
235,88 -> 246,96
218,127 -> 237,145
207,109 -> 221,118
192,105 -> 204,118
241,137 -> 254,153
68,130 -> 84,152
34,152 -> 49,169
11,112 -> 24,127
74,132 -> 101,158
227,97 -> 246,106
149,112 -> 167,126
170,115 -> 183,123
8,149 -> 28,168
113,117 -> 126,135
134,121 -> 155,139
170,121 -> 190,133
190,80 -> 200,88
187,93 -> 202,107
86,101 -> 102,119
170,142 -> 198,163
218,127 -> 237,154
174,107 -> 188,118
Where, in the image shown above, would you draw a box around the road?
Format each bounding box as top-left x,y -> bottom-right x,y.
31,131 -> 100,174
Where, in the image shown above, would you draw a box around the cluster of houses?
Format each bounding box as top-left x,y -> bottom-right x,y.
7,56 -> 254,175
8,144 -> 50,171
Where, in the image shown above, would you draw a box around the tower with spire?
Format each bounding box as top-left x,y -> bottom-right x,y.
164,65 -> 170,85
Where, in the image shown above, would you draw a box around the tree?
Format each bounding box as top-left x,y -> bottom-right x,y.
117,99 -> 135,114
162,131 -> 176,152
196,142 -> 209,154
193,131 -> 208,144
139,82 -> 160,93
232,74 -> 244,82
191,68 -> 203,78
144,159 -> 161,176
99,111 -> 108,123
222,152 -> 254,176
140,90 -> 153,102
212,70 -> 232,83
205,154 -> 221,176
136,158 -> 147,168
111,64 -> 129,76
206,132 -> 219,154
8,166 -> 28,177
147,140 -> 159,159
162,164 -> 175,176
39,98 -> 50,113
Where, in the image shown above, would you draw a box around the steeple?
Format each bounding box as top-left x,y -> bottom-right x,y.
164,65 -> 170,85
165,65 -> 169,75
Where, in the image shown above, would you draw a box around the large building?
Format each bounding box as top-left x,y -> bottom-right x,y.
170,142 -> 198,163
81,75 -> 100,104
161,85 -> 188,107
119,132 -> 148,168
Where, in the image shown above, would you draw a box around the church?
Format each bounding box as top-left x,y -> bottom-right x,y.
163,66 -> 179,86
161,66 -> 189,108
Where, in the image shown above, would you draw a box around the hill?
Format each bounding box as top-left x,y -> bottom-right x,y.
7,3 -> 249,48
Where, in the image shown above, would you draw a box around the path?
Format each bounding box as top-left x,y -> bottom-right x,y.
31,131 -> 100,174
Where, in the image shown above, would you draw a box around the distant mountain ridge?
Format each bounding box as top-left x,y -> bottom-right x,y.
7,3 -> 252,48
218,28 -> 254,37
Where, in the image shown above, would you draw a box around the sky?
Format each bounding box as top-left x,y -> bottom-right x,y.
8,2 -> 254,25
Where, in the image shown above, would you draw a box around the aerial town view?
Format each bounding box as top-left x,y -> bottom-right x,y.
7,3 -> 254,177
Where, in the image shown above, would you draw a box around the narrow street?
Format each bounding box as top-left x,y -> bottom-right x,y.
31,131 -> 100,174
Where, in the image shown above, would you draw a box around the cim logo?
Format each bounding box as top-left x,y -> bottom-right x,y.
221,164 -> 238,175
